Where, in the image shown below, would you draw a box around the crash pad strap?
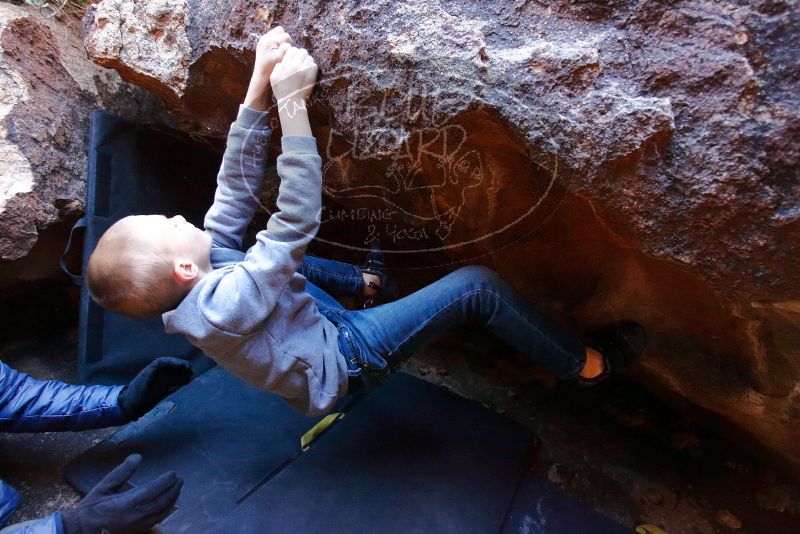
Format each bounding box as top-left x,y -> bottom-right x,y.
59,217 -> 87,287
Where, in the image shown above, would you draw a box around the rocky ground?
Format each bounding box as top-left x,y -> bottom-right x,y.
2,320 -> 799,534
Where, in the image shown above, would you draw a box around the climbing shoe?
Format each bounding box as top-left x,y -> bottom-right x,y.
574,320 -> 647,386
360,245 -> 401,308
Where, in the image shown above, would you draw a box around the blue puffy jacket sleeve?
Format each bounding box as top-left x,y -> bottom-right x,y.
0,481 -> 21,528
0,361 -> 128,432
0,515 -> 62,534
0,480 -> 61,534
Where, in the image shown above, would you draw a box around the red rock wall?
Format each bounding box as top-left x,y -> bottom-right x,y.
81,0 -> 800,469
0,4 -> 167,294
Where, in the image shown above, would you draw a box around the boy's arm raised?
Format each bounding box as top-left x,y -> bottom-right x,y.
257,46 -> 320,252
190,47 -> 321,335
203,27 -> 291,251
234,47 -> 320,302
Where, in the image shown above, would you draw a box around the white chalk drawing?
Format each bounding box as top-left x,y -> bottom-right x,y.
241,66 -> 562,262
277,97 -> 308,119
322,122 -> 485,242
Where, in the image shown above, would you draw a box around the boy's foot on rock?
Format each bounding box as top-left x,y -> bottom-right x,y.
574,321 -> 647,386
360,245 -> 401,308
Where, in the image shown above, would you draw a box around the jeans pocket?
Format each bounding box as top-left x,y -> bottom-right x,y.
339,324 -> 391,391
352,336 -> 389,374
335,324 -> 361,374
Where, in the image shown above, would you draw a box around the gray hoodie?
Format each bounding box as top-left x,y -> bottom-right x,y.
163,105 -> 347,416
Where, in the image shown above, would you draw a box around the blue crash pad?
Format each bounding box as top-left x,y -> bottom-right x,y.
64,370 -> 533,533
209,372 -> 533,534
501,473 -> 631,533
62,366 -> 331,532
64,368 -> 630,533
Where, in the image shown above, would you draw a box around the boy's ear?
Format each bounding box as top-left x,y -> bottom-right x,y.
173,260 -> 199,283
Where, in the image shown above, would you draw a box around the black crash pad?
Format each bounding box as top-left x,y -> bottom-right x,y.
208,372 -> 533,534
63,366 -> 326,532
64,370 -> 533,534
500,473 -> 630,534
76,110 -> 219,384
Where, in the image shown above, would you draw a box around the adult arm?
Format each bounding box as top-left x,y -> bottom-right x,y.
0,516 -> 61,534
0,357 -> 192,432
0,479 -> 59,534
0,361 -> 126,433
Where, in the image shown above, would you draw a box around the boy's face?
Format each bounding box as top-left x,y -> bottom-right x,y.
129,214 -> 212,268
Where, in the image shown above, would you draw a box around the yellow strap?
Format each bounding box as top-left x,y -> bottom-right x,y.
636,525 -> 670,534
301,412 -> 345,451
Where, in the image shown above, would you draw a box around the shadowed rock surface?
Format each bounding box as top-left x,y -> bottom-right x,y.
80,0 -> 800,470
0,3 -> 167,287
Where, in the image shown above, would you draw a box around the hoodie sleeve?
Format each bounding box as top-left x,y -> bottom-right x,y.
204,105 -> 273,251
197,136 -> 322,335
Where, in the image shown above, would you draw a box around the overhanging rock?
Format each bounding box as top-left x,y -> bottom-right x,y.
83,0 -> 800,471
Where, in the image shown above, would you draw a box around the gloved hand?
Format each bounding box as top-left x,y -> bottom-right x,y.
60,454 -> 183,534
117,357 -> 193,421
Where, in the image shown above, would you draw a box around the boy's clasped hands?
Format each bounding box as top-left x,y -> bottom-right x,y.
244,26 -> 319,136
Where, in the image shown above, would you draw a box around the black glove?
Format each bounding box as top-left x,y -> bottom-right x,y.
117,357 -> 193,421
61,454 -> 183,534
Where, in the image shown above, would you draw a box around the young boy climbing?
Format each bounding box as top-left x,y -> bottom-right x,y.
87,27 -> 646,416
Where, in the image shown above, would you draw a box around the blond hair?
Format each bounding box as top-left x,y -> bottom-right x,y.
87,217 -> 186,319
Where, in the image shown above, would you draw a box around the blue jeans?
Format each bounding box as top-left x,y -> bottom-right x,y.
298,255 -> 364,301
298,257 -> 587,390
